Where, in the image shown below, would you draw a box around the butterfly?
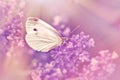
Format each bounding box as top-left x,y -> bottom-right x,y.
25,17 -> 64,52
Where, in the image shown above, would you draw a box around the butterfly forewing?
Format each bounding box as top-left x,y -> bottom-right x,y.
25,17 -> 62,52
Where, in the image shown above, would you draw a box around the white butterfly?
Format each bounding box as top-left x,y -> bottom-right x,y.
25,17 -> 63,52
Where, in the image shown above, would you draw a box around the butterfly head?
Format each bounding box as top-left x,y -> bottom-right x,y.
61,37 -> 67,44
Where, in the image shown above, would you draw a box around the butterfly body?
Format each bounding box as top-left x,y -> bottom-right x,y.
25,17 -> 63,52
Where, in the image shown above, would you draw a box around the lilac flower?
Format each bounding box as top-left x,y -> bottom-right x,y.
0,0 -> 25,61
0,0 -> 25,47
31,27 -> 118,80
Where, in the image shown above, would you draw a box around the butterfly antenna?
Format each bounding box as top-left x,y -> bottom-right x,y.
70,25 -> 81,35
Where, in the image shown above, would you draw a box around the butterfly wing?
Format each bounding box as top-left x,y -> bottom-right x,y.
25,17 -> 62,52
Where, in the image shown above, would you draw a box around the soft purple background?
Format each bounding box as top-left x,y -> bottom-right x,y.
0,0 -> 120,80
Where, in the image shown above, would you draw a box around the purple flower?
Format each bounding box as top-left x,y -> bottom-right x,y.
0,0 -> 25,56
31,26 -> 119,80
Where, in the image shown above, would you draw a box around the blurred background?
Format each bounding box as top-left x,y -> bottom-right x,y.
0,0 -> 120,80
25,1 -> 120,79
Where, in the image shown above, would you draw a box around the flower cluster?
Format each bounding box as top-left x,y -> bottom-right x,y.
31,27 -> 118,80
0,0 -> 25,61
0,0 -> 25,47
80,50 -> 118,80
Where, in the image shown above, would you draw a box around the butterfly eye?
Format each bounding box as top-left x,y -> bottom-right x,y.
33,28 -> 37,31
